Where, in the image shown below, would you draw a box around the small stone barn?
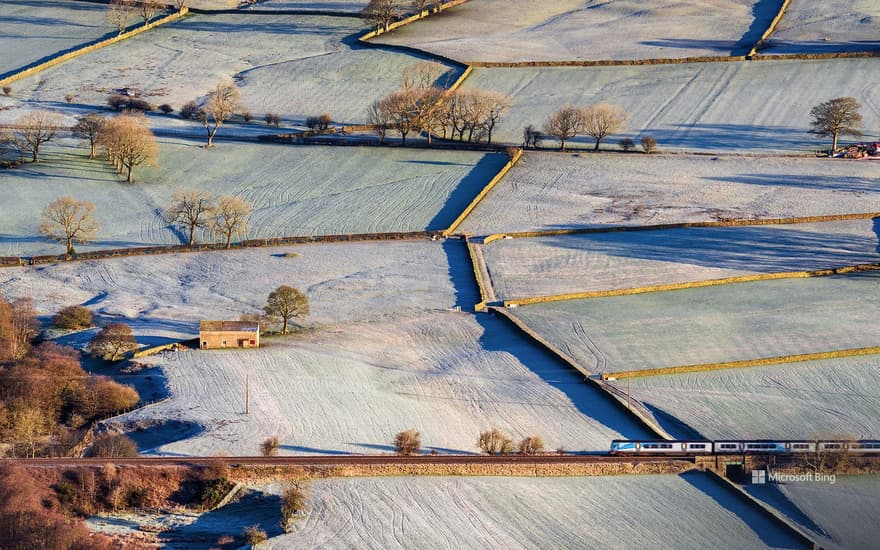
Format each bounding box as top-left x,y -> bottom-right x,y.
199,321 -> 260,350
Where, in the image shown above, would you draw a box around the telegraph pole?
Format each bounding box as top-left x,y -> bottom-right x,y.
245,371 -> 249,415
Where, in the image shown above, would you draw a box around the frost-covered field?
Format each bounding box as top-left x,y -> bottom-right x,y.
0,0 -> 116,76
511,273 -> 880,374
760,1 -> 880,54
610,356 -> 880,440
0,240 -> 473,344
4,13 -> 446,123
262,474 -> 805,549
0,140 -> 505,256
113,312 -> 650,455
375,0 -> 771,62
751,475 -> 880,550
459,59 -> 880,152
458,153 -> 880,235
481,219 -> 880,300
244,0 -> 368,11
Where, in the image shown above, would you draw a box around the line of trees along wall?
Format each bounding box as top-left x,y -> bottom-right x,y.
0,8 -> 188,87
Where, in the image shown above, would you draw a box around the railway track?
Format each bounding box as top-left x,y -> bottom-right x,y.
3,454 -> 695,468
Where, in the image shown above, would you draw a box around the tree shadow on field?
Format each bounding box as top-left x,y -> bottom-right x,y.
680,470 -> 810,549
705,173 -> 880,194
280,445 -> 354,455
475,314 -> 654,445
166,489 -> 282,544
661,123 -> 808,151
425,152 -> 509,232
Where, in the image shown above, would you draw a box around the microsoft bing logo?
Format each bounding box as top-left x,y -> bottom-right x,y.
751,470 -> 767,484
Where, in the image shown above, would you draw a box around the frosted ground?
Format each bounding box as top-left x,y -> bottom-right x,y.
481,219 -> 880,300
609,355 -> 880,440
264,474 -> 805,549
759,1 -> 880,55
3,13 -> 452,124
0,0 -> 115,76
244,1 -> 369,11
458,153 -> 880,235
749,475 -> 880,550
0,139 -> 506,256
375,0 -> 773,62
459,58 -> 880,153
112,312 -> 651,455
0,240 -> 474,344
510,272 -> 880,374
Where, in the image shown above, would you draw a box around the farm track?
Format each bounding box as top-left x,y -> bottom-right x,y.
3,454 -> 693,467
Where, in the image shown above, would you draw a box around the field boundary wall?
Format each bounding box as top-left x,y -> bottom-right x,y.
469,55 -> 748,68
464,236 -> 493,311
2,231 -> 442,269
0,9 -> 188,87
443,148 -> 522,236
601,345 -> 880,380
747,0 -> 792,58
753,50 -> 880,61
703,469 -> 819,549
503,263 -> 880,307
359,0 -> 471,42
482,212 -> 880,245
487,306 -> 670,440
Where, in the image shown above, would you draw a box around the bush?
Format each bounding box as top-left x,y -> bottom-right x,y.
640,135 -> 657,154
243,525 -> 268,546
126,98 -> 153,112
260,436 -> 280,457
305,113 -> 332,133
618,138 -> 635,152
518,436 -> 545,455
265,113 -> 281,127
280,482 -> 308,533
159,103 -> 174,114
393,429 -> 421,456
242,111 -> 253,123
90,433 -> 138,458
107,94 -> 129,111
64,93 -> 75,104
2,85 -> 11,96
54,305 -> 93,330
478,428 -> 513,455
180,100 -> 201,120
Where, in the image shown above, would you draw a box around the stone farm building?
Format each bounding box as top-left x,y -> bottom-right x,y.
199,321 -> 260,350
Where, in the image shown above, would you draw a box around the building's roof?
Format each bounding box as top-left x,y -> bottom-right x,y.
199,321 -> 260,333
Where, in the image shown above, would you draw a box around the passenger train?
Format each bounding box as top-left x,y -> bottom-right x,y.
610,439 -> 880,456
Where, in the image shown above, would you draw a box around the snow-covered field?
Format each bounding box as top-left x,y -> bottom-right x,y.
760,1 -> 880,55
375,0 -> 772,62
481,219 -> 880,300
112,311 -> 651,455
3,13 -> 451,123
611,355 -> 880,440
510,272 -> 880,374
458,152 -> 880,235
458,59 -> 880,152
262,474 -> 805,549
0,140 -> 506,256
0,240 -> 473,343
750,475 -> 880,550
244,0 -> 368,11
0,0 -> 116,76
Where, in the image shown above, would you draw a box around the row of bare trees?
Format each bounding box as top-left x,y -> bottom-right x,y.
543,103 -> 629,151
367,61 -> 512,146
106,0 -> 170,34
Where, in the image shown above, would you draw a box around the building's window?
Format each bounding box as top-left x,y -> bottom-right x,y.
250,340 -> 256,345
222,340 -> 227,347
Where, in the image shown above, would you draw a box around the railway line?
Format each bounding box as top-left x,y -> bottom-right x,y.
3,454 -> 694,468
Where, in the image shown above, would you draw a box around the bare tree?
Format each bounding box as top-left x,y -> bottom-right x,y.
381,89 -> 418,145
212,194 -> 252,248
544,105 -> 583,151
199,82 -> 241,147
172,0 -> 189,10
263,285 -> 309,334
523,125 -> 542,148
90,323 -> 137,361
810,97 -> 863,153
362,0 -> 401,32
474,90 -> 512,144
40,196 -> 99,258
518,436 -> 544,455
138,0 -> 163,24
367,100 -> 391,144
393,429 -> 421,455
580,103 -> 628,151
101,114 -> 158,182
11,110 -> 63,162
72,114 -> 105,159
640,135 -> 657,154
106,0 -> 135,34
411,0 -> 431,16
402,61 -> 446,90
163,189 -> 215,246
478,428 -> 513,455
280,482 -> 309,533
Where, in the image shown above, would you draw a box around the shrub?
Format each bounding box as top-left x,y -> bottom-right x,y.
518,436 -> 544,455
260,436 -> 280,457
478,428 -> 513,455
618,138 -> 635,152
64,93 -> 75,104
90,433 -> 138,458
265,113 -> 281,127
243,525 -> 268,546
640,135 -> 657,154
242,111 -> 253,123
107,94 -> 129,111
280,482 -> 308,533
126,98 -> 153,112
393,429 -> 421,456
159,103 -> 174,114
2,85 -> 11,96
180,100 -> 201,119
54,305 -> 93,330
